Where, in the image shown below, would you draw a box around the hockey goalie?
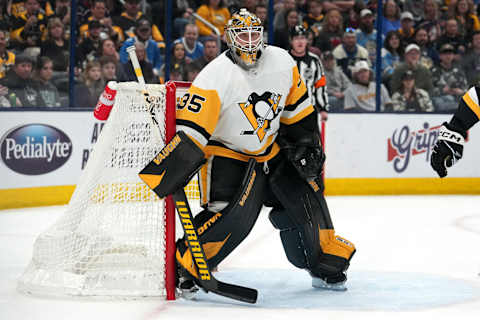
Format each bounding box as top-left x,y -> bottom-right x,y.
140,8 -> 356,298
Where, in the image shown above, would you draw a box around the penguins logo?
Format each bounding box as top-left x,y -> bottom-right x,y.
239,92 -> 283,142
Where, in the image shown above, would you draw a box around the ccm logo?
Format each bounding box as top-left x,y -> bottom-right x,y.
439,131 -> 463,143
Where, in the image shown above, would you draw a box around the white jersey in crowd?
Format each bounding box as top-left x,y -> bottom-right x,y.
343,82 -> 391,112
176,45 -> 314,163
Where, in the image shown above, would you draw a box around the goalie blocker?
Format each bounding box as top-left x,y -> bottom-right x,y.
139,131 -> 205,198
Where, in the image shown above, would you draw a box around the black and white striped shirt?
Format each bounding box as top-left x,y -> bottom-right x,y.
290,51 -> 329,112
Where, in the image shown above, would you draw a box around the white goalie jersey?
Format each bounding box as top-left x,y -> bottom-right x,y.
176,45 -> 314,162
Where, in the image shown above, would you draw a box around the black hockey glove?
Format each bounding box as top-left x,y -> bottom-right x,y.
430,122 -> 466,178
281,135 -> 325,181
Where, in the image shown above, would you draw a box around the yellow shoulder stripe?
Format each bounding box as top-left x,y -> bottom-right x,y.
463,91 -> 480,120
280,105 -> 315,125
285,65 -> 308,107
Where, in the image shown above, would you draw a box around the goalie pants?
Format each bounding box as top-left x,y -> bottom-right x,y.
176,153 -> 355,280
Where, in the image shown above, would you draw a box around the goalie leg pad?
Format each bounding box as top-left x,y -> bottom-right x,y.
176,158 -> 267,279
269,207 -> 354,277
268,159 -> 356,279
139,131 -> 205,198
269,209 -> 307,269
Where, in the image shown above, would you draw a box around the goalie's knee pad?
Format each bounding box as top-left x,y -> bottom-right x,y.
139,131 -> 205,198
268,159 -> 356,279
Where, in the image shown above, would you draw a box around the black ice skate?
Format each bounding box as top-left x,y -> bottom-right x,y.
176,262 -> 199,299
311,272 -> 348,291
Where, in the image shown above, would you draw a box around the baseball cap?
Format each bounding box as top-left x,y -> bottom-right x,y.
439,43 -> 455,53
136,18 -> 151,30
353,60 -> 370,73
405,43 -> 420,54
402,70 -> 415,80
360,9 -> 373,18
290,25 -> 307,38
400,12 -> 414,21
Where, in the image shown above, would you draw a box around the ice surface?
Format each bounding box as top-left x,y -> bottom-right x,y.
1,195 -> 480,320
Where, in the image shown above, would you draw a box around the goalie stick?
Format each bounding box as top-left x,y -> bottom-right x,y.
125,46 -> 159,126
172,188 -> 257,304
128,46 -> 257,304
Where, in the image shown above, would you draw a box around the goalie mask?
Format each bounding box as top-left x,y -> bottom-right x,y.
225,8 -> 264,69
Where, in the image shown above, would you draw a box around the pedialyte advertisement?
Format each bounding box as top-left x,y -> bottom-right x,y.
0,111 -> 105,189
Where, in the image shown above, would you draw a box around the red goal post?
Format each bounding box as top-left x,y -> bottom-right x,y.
164,81 -> 194,300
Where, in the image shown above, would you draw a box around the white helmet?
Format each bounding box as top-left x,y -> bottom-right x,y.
225,8 -> 264,69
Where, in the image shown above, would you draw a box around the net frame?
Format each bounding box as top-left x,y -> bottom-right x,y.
17,81 -> 191,300
164,80 -> 194,299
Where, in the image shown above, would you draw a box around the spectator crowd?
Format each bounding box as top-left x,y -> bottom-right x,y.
0,0 -> 478,112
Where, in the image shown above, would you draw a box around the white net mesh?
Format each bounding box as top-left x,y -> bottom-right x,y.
18,82 -> 172,298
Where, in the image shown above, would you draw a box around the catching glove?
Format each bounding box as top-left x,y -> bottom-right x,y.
430,122 -> 466,178
281,135 -> 325,181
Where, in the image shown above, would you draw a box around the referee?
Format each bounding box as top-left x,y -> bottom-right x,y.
288,25 -> 329,122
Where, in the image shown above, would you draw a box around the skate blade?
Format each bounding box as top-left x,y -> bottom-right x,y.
312,277 -> 347,291
178,286 -> 199,300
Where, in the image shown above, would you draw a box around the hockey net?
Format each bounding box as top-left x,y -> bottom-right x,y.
18,81 -> 195,300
